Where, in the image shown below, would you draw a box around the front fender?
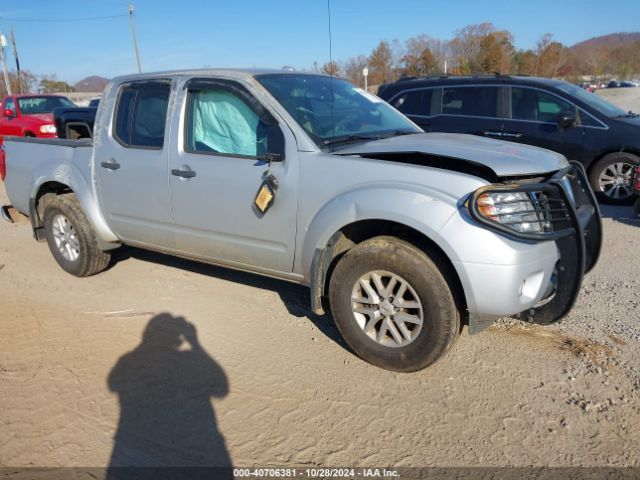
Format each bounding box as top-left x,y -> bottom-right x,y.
298,184 -> 464,284
30,162 -> 118,243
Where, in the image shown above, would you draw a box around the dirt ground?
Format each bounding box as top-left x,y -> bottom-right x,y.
1,91 -> 639,470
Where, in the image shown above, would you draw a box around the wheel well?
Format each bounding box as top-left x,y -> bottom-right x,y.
33,182 -> 73,225
316,219 -> 467,321
587,148 -> 640,174
24,131 -> 36,137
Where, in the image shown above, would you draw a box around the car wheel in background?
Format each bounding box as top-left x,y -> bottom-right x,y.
589,152 -> 640,205
43,194 -> 111,277
328,236 -> 460,372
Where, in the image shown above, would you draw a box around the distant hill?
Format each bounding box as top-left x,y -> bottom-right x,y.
570,32 -> 640,52
73,76 -> 109,92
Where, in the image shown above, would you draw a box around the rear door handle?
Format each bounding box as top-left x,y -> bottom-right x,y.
171,167 -> 197,179
502,132 -> 524,139
483,131 -> 503,137
101,159 -> 121,170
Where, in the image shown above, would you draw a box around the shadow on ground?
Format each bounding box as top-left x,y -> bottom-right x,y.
107,313 -> 234,479
110,247 -> 346,351
598,203 -> 639,228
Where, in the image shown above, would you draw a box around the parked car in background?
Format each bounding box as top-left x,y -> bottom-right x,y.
0,94 -> 75,140
633,165 -> 640,217
53,106 -> 97,139
619,81 -> 638,88
607,81 -> 620,88
378,74 -> 640,204
0,69 -> 602,372
0,94 -> 76,180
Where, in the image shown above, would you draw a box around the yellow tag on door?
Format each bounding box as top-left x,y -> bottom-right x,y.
254,182 -> 275,214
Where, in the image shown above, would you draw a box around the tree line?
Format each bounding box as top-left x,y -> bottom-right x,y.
0,71 -> 75,97
314,23 -> 640,87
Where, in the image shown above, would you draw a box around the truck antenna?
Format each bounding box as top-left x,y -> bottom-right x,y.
327,0 -> 335,140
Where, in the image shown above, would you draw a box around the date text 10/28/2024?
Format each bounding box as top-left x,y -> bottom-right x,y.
233,468 -> 400,478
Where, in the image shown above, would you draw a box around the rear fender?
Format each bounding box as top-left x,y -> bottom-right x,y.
30,162 -> 118,245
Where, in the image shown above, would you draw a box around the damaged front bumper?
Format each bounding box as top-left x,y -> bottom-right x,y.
468,161 -> 602,326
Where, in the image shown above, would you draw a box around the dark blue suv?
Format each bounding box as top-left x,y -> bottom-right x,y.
378,75 -> 640,204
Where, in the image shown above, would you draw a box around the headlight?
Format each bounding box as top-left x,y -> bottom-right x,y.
476,191 -> 546,233
39,124 -> 57,134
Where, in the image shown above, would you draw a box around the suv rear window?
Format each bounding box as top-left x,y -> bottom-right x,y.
442,87 -> 498,117
114,82 -> 171,149
391,89 -> 433,116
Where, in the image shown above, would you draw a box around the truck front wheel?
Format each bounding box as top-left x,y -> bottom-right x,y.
43,194 -> 111,277
328,236 -> 460,372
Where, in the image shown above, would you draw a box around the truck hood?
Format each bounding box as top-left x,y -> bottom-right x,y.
335,132 -> 569,177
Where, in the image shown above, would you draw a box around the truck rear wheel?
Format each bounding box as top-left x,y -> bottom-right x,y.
328,236 -> 460,372
43,194 -> 111,277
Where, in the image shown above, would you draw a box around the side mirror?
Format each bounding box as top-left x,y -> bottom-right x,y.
557,112 -> 576,129
265,124 -> 285,162
3,109 -> 15,118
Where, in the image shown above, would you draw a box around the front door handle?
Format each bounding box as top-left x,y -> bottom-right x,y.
171,166 -> 197,179
502,132 -> 524,139
483,131 -> 503,137
101,159 -> 121,170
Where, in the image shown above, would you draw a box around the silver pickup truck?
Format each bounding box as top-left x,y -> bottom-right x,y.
1,70 -> 602,371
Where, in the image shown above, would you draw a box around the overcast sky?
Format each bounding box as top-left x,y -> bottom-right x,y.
2,0 -> 639,83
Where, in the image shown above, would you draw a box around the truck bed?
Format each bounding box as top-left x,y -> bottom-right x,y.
3,136 -> 94,216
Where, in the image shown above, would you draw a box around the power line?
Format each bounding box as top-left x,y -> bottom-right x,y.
1,14 -> 127,23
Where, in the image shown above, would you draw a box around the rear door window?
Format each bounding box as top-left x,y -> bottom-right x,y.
391,89 -> 433,116
442,86 -> 498,117
510,87 -> 576,123
114,81 -> 171,149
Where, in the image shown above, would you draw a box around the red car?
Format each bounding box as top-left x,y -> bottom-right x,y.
0,94 -> 75,180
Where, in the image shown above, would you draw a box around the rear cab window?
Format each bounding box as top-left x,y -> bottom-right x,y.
113,81 -> 171,149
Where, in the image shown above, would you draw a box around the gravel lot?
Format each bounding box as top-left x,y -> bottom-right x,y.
0,89 -> 639,471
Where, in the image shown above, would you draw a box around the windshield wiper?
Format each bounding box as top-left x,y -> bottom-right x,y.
323,130 -> 418,149
323,134 -> 382,148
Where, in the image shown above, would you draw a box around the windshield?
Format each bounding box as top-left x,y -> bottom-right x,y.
17,96 -> 75,114
555,82 -> 628,117
256,74 -> 421,148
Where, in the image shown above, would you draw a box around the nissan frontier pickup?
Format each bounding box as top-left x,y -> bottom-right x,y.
1,70 -> 602,371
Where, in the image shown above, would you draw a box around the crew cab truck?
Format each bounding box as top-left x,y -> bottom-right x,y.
1,70 -> 602,372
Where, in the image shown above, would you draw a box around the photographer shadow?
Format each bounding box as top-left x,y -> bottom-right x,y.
107,313 -> 233,479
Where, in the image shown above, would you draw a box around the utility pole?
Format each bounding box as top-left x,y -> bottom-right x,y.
363,67 -> 369,92
10,27 -> 22,93
128,4 -> 142,73
0,34 -> 11,95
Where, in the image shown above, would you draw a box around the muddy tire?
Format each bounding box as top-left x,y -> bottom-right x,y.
43,194 -> 111,277
588,153 -> 639,205
328,236 -> 460,372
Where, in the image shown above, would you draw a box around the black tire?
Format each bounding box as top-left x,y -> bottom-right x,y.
328,236 -> 460,372
43,194 -> 111,277
634,197 -> 640,218
588,153 -> 639,205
